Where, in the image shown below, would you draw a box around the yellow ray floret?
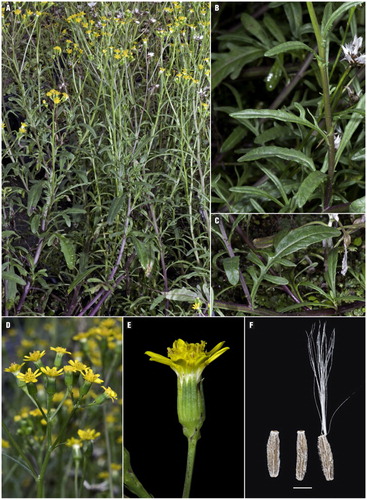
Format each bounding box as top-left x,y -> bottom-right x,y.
145,339 -> 229,380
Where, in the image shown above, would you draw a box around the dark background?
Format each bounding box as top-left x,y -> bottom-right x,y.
124,317 -> 244,498
245,317 -> 365,498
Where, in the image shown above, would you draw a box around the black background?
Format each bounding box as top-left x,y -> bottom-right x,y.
124,317 -> 244,498
245,317 -> 365,498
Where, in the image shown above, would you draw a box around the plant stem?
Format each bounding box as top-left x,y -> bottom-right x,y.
307,2 -> 335,210
183,435 -> 199,498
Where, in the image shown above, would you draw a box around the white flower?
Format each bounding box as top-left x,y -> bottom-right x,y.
341,35 -> 365,66
334,133 -> 342,150
87,2 -> 96,7
147,52 -> 154,58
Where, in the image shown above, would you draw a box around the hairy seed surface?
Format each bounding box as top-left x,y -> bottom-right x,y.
267,430 -> 280,478
296,430 -> 308,481
318,434 -> 334,481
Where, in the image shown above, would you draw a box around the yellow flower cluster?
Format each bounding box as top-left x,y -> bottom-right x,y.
19,122 -> 28,134
46,89 -> 69,105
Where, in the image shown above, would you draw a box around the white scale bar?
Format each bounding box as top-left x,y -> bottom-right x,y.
293,486 -> 313,489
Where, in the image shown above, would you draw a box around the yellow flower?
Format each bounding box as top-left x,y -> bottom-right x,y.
191,298 -> 202,310
29,408 -> 47,417
68,359 -> 88,372
65,437 -> 82,447
14,9 -> 22,15
17,368 -> 42,384
23,350 -> 46,362
53,46 -> 62,53
111,463 -> 122,471
19,122 -> 27,133
77,428 -> 101,441
40,366 -> 64,377
82,368 -> 104,384
50,346 -> 71,355
101,385 -> 118,401
5,362 -> 25,373
63,365 -> 75,373
2,439 -> 10,448
145,339 -> 229,381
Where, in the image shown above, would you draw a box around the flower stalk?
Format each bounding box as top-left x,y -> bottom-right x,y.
145,339 -> 229,497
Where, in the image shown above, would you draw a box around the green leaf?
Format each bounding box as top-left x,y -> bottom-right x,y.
247,252 -> 265,268
107,196 -> 125,225
258,166 -> 289,204
322,2 -> 362,37
30,214 -> 41,234
335,94 -> 365,167
212,46 -> 264,89
58,235 -> 76,270
2,271 -> 26,286
265,41 -> 315,57
284,2 -> 303,38
241,13 -> 270,45
325,248 -> 339,297
230,109 -> 327,139
27,182 -> 44,216
254,125 -> 292,145
67,266 -> 101,294
163,288 -> 198,302
2,231 -> 18,238
295,171 -> 327,208
263,274 -> 289,285
351,148 -> 365,162
237,146 -> 315,172
349,197 -> 365,213
223,256 -> 240,285
274,225 -> 341,259
263,14 -> 286,43
229,186 -> 284,208
220,126 -> 247,153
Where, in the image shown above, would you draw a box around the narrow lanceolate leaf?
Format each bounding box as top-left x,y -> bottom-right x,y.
274,226 -> 341,260
27,182 -> 45,216
241,13 -> 270,44
2,270 -> 26,286
325,248 -> 338,297
220,126 -> 247,153
223,256 -> 240,286
318,435 -> 334,481
267,430 -> 280,478
321,2 -> 362,37
58,235 -> 76,270
212,46 -> 264,89
229,186 -> 284,208
107,195 -> 125,225
296,430 -> 308,481
265,41 -> 315,58
296,171 -> 326,208
263,274 -> 289,285
163,288 -> 198,302
335,94 -> 365,167
237,146 -> 315,172
230,109 -> 327,139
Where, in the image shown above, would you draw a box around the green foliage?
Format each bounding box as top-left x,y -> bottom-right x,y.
2,2 -> 210,316
212,2 -> 365,213
212,215 -> 365,315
